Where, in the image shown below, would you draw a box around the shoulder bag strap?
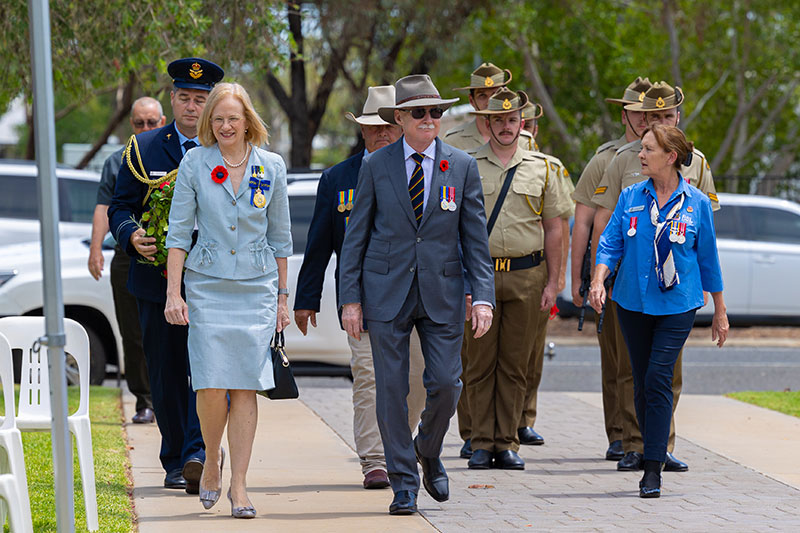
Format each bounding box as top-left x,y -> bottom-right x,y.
486,163 -> 519,236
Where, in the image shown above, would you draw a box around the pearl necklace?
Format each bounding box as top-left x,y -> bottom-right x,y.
221,143 -> 251,168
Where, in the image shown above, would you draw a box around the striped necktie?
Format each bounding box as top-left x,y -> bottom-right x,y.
409,152 -> 425,223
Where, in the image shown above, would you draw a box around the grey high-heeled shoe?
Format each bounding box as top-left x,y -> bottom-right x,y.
227,488 -> 256,519
199,447 -> 225,510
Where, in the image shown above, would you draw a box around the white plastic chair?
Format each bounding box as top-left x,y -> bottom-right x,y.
0,332 -> 33,532
0,318 -> 98,531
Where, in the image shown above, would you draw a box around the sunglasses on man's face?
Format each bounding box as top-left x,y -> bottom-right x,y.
132,119 -> 162,128
402,107 -> 444,120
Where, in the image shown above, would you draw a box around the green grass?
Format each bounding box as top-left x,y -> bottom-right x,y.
1,386 -> 134,532
727,390 -> 800,418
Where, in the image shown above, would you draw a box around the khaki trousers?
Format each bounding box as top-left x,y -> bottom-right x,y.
596,299 -> 626,444
465,264 -> 547,452
613,301 -> 682,454
347,329 -> 426,475
519,262 -> 550,430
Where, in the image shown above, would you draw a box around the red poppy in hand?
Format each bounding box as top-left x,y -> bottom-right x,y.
440,160 -> 449,172
211,165 -> 228,184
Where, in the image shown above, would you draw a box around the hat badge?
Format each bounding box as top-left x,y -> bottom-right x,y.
638,91 -> 645,102
484,76 -> 495,87
502,98 -> 512,110
189,62 -> 203,80
656,96 -> 666,108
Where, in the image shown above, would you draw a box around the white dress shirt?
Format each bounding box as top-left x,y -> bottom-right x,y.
402,137 -> 436,210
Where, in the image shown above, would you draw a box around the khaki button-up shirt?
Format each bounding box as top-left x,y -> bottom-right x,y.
591,139 -> 720,211
572,135 -> 627,207
473,143 -> 573,258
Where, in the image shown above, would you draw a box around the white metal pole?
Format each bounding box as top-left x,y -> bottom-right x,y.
27,0 -> 76,530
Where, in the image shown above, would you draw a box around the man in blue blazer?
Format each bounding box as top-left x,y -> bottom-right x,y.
339,74 -> 496,515
295,86 -> 427,491
108,57 -> 223,494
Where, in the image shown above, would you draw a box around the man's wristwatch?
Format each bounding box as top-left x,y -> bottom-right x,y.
278,288 -> 289,296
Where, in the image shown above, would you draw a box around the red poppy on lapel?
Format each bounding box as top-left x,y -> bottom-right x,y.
440,160 -> 449,172
211,165 -> 228,184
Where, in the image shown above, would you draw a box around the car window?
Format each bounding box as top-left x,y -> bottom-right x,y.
745,206 -> 800,244
59,178 -> 98,223
0,175 -> 40,220
288,194 -> 315,255
713,205 -> 741,239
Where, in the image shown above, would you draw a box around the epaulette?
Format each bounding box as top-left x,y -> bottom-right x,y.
443,123 -> 467,138
596,139 -> 620,154
615,140 -> 641,155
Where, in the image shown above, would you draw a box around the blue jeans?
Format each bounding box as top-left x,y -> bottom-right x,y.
615,305 -> 696,463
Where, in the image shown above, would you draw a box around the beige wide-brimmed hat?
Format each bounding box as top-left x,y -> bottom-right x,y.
470,88 -> 529,115
377,74 -> 459,124
624,81 -> 684,112
521,101 -> 543,120
605,76 -> 653,106
453,62 -> 513,91
345,85 -> 396,126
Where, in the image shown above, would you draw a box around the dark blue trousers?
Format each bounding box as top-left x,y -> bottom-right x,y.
615,305 -> 696,463
367,276 -> 463,493
137,299 -> 205,473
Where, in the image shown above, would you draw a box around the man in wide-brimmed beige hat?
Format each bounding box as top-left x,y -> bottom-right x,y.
590,80 -> 720,475
295,85 -> 427,491
570,76 -> 652,466
462,88 -> 572,470
339,74 -> 495,515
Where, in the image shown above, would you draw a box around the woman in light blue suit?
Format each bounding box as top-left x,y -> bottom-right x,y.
165,82 -> 292,518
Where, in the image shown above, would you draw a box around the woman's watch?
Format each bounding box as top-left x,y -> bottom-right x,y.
278,288 -> 289,296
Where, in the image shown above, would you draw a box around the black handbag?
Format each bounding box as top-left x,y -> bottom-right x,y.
258,331 -> 299,400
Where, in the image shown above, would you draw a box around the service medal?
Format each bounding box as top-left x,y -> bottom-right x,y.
253,189 -> 267,208
345,202 -> 353,211
441,199 -> 450,210
677,222 -> 686,244
337,203 -> 346,213
448,201 -> 457,211
345,189 -> 354,211
627,216 -> 637,237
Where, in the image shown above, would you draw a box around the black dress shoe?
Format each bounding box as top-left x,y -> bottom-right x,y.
494,449 -> 525,470
605,440 -> 624,461
617,451 -> 643,471
663,452 -> 689,472
132,407 -> 155,424
389,490 -> 417,515
414,437 -> 449,502
164,469 -> 186,489
467,449 -> 494,469
460,439 -> 473,459
518,427 -> 544,445
182,457 -> 204,495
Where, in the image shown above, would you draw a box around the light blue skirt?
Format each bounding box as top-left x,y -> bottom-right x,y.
185,269 -> 276,391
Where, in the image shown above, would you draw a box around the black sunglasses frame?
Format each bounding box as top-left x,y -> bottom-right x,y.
402,107 -> 444,120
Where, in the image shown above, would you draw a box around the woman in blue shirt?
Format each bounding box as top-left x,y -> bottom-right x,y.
164,83 -> 292,518
589,124 -> 728,498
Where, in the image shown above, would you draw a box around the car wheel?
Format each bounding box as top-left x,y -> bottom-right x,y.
65,326 -> 107,386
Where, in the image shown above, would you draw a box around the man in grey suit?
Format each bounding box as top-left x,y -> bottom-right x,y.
339,74 -> 496,515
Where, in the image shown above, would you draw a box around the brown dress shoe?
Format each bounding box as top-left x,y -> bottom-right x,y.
363,469 -> 390,489
132,407 -> 155,424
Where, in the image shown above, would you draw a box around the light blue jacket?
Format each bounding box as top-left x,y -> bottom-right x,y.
166,144 -> 292,279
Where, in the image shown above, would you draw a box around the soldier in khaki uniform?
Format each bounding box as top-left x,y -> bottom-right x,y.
570,77 -> 652,462
515,101 -> 575,446
444,62 -> 523,459
463,89 -> 572,470
591,81 -> 719,473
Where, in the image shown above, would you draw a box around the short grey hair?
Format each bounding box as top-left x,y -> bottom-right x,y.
131,96 -> 163,116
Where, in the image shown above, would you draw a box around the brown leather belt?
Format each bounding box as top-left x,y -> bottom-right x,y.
492,250 -> 544,272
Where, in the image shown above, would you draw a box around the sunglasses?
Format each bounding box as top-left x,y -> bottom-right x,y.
132,119 -> 162,128
402,107 -> 444,120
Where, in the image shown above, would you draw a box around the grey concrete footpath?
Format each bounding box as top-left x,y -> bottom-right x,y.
123,391 -> 434,532
125,381 -> 800,532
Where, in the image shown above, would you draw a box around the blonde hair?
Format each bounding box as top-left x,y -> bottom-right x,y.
198,82 -> 269,147
642,124 -> 694,169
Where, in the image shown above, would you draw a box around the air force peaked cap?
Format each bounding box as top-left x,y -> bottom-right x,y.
167,58 -> 224,91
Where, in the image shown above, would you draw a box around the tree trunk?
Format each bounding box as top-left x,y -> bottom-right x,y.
75,74 -> 135,169
662,0 -> 682,88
